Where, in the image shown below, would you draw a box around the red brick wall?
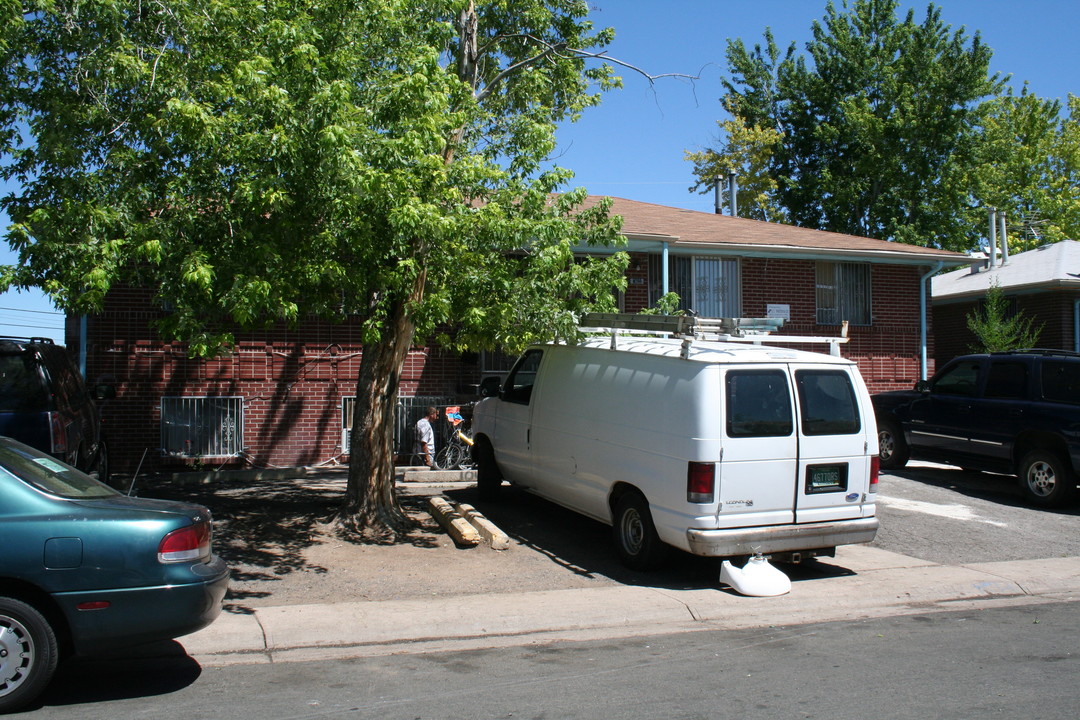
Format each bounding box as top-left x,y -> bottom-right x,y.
68,287 -> 476,474
623,254 -> 931,392
933,289 -> 1080,365
72,258 -> 933,473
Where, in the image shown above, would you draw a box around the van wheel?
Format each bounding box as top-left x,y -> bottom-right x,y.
613,492 -> 668,571
473,438 -> 502,501
877,419 -> 909,470
0,597 -> 59,713
1019,449 -> 1078,508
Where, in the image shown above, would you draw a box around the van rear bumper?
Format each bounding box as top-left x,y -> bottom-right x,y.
686,517 -> 879,557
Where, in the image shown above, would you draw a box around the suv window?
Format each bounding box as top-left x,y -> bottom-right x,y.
932,360 -> 981,397
726,370 -> 793,438
796,370 -> 860,436
985,361 -> 1028,399
502,350 -> 543,405
0,351 -> 50,413
1041,360 -> 1080,404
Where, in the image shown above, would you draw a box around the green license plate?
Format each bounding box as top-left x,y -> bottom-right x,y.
806,464 -> 847,494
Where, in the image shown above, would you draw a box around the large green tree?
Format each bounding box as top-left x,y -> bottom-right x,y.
692,0 -> 1002,250
971,89 -> 1080,252
0,0 -> 629,536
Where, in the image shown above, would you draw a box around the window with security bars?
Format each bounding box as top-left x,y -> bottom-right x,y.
160,396 -> 243,457
343,395 -> 456,455
816,261 -> 871,326
648,255 -> 740,316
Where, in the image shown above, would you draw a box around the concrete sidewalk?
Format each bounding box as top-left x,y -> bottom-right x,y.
180,545 -> 1080,666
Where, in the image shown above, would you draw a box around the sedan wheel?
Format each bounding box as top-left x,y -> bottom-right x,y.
1019,449 -> 1078,508
0,597 -> 59,713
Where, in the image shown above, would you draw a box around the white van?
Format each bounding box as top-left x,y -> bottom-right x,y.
471,324 -> 879,570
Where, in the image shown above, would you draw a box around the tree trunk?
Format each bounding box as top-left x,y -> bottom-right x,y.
334,294 -> 420,539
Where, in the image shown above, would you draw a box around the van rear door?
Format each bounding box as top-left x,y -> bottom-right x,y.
792,366 -> 872,523
716,368 -> 799,528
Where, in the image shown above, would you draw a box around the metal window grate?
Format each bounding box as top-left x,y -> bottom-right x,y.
342,395 -> 456,455
161,396 -> 244,458
816,261 -> 871,326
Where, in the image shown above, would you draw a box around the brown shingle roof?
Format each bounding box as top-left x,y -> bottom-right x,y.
590,196 -> 968,265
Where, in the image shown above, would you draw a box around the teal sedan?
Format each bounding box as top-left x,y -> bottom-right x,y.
0,436 -> 229,712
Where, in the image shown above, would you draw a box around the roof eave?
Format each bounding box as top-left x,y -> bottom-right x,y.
582,235 -> 968,267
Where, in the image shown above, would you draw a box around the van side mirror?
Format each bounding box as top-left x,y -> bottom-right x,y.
94,383 -> 116,401
479,377 -> 502,398
914,380 -> 930,393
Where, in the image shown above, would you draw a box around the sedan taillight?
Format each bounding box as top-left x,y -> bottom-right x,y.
158,522 -> 211,563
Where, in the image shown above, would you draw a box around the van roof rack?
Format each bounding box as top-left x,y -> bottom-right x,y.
578,312 -> 850,357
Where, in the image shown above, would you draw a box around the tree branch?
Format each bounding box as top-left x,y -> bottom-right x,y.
474,34 -> 697,103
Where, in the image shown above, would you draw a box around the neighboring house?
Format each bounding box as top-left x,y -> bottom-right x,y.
932,239 -> 1080,365
67,196 -> 968,474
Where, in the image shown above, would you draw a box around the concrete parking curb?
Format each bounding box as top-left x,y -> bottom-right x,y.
180,547 -> 1080,666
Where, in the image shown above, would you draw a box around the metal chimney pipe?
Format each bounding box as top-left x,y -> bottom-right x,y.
714,181 -> 722,215
728,171 -> 738,217
998,211 -> 1009,264
988,207 -> 998,269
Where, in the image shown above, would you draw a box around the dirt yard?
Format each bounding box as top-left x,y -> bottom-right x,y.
145,470 -> 641,614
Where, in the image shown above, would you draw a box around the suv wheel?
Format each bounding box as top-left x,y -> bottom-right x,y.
877,419 -> 909,470
1019,449 -> 1078,508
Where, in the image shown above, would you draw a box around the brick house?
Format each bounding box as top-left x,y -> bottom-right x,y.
67,196 -> 968,474
932,239 -> 1080,365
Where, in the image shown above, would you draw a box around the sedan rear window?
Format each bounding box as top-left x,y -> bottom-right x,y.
0,437 -> 118,499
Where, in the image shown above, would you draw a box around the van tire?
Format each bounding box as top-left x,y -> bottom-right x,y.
877,419 -> 909,470
474,438 -> 502,501
612,492 -> 668,571
1019,449 -> 1078,508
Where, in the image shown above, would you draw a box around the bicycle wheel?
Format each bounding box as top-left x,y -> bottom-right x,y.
436,443 -> 464,470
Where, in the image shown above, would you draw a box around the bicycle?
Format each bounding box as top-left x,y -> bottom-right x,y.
435,406 -> 474,470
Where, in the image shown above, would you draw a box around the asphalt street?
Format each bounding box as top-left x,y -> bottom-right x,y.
27,601 -> 1080,719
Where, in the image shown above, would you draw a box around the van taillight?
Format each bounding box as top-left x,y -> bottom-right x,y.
687,462 -> 715,503
870,456 -> 880,492
48,412 -> 67,455
158,522 -> 211,563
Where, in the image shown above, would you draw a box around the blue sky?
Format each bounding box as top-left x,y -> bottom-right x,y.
3,0 -> 1079,343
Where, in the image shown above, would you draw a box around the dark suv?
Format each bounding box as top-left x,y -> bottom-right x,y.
873,349 -> 1080,507
0,337 -> 112,484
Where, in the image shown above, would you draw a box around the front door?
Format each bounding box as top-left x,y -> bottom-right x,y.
489,349 -> 544,485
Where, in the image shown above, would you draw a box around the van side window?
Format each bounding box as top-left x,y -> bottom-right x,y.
726,370 -> 793,438
796,370 -> 861,436
502,350 -> 543,405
